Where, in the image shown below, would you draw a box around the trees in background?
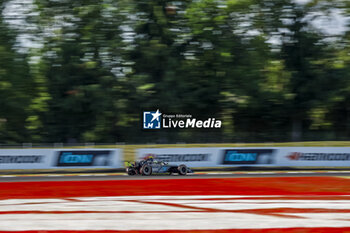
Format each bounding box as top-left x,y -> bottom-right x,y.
0,1 -> 33,143
0,0 -> 349,143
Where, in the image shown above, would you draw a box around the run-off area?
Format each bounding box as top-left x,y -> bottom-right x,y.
2,196 -> 350,231
1,177 -> 350,232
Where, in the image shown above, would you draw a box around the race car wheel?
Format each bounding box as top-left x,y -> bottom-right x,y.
178,164 -> 187,175
126,167 -> 136,176
141,164 -> 152,176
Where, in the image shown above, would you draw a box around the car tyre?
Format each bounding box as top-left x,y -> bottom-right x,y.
178,164 -> 187,175
126,167 -> 136,176
141,164 -> 152,176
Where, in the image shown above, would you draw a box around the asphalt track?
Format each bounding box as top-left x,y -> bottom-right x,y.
1,171 -> 350,182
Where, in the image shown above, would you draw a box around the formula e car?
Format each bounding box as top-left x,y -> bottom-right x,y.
125,157 -> 193,176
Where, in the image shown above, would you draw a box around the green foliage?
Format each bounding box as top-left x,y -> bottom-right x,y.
0,2 -> 34,143
0,0 -> 349,143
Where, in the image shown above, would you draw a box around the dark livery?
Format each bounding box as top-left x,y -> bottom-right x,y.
125,157 -> 193,176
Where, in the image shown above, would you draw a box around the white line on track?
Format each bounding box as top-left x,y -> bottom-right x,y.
1,195 -> 350,231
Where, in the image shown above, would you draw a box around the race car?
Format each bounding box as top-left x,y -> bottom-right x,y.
125,157 -> 193,176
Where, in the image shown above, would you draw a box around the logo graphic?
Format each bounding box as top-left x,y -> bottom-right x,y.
143,110 -> 162,129
287,152 -> 350,161
143,153 -> 210,162
287,152 -> 301,160
0,155 -> 43,164
56,150 -> 111,166
222,149 -> 274,165
142,110 -> 222,129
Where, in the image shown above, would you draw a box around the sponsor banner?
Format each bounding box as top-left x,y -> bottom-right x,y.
277,147 -> 350,166
137,148 -> 219,167
0,149 -> 123,169
137,147 -> 277,167
222,149 -> 275,165
0,149 -> 52,169
54,149 -> 123,168
138,147 -> 350,167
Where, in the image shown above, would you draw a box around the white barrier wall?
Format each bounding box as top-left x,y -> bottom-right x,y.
137,147 -> 279,167
138,147 -> 350,167
0,149 -> 53,170
137,148 -> 220,167
276,147 -> 350,167
1,147 -> 350,170
0,149 -> 123,169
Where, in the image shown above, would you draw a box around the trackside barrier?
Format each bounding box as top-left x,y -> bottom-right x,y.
1,147 -> 350,170
137,147 -> 350,167
276,147 -> 350,167
0,149 -> 123,170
